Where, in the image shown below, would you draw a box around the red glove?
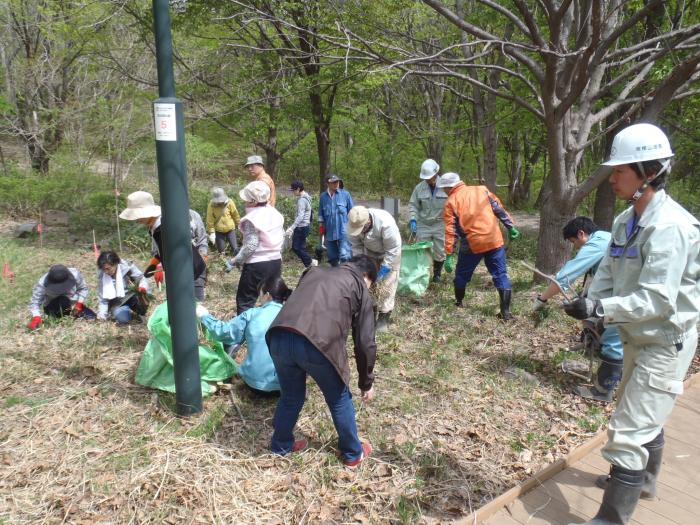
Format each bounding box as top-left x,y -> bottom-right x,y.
138,287 -> 147,294
74,302 -> 85,313
154,266 -> 164,285
319,224 -> 325,236
28,316 -> 42,330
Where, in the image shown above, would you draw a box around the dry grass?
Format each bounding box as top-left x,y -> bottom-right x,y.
1,231 -> 698,525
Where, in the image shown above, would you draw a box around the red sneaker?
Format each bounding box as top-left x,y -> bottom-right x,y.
343,442 -> 372,469
291,439 -> 308,453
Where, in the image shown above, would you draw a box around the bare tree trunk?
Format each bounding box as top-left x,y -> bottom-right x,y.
593,179 -> 616,229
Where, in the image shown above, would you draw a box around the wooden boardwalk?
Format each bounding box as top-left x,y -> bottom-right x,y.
475,377 -> 700,525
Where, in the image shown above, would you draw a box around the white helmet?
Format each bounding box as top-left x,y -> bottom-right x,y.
602,123 -> 673,166
420,159 -> 439,179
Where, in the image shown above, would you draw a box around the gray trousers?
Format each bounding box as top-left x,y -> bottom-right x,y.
603,328 -> 697,470
215,230 -> 238,254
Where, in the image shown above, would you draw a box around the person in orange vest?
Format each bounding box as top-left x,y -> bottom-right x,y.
438,172 -> 520,319
245,155 -> 276,208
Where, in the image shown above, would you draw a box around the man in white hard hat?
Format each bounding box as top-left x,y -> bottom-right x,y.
120,191 -> 209,300
563,123 -> 700,525
347,206 -> 402,332
245,155 -> 276,208
408,159 -> 448,282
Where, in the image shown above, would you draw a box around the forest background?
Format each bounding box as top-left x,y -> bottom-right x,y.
1,0 -> 699,273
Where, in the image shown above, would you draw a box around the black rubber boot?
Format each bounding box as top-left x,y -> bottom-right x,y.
574,359 -> 623,403
432,261 -> 444,283
497,289 -> 512,320
571,465 -> 643,525
596,430 -> 664,500
376,311 -> 391,333
454,287 -> 465,307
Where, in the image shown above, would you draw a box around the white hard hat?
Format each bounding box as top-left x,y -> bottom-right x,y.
420,159 -> 440,179
119,191 -> 161,220
239,181 -> 270,204
436,172 -> 461,188
602,123 -> 674,166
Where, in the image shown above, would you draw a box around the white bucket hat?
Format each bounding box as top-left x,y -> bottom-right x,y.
347,206 -> 370,236
119,191 -> 162,220
244,155 -> 264,167
210,187 -> 228,204
239,181 -> 270,204
436,172 -> 461,188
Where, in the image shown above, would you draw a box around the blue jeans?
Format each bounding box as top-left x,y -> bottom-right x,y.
268,329 -> 363,461
112,305 -> 132,324
326,238 -> 352,267
292,226 -> 312,267
454,244 -> 511,290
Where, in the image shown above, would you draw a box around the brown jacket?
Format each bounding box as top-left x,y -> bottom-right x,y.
266,264 -> 376,391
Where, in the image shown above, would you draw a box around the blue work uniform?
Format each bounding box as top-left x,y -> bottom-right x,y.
555,230 -> 623,361
319,188 -> 354,266
199,301 -> 282,392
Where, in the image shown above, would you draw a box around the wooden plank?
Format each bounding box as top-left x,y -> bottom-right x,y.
482,510 -> 522,525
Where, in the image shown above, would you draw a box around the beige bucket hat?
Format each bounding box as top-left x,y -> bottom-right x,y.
244,155 -> 264,167
347,206 -> 370,236
119,191 -> 162,220
239,181 -> 270,204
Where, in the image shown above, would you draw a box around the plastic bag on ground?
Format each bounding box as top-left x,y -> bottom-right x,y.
135,301 -> 238,397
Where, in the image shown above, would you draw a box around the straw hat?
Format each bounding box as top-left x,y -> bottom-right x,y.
119,191 -> 161,220
239,181 -> 270,204
347,206 -> 370,236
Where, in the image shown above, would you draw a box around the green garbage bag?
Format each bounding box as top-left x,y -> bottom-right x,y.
398,241 -> 433,297
135,301 -> 238,397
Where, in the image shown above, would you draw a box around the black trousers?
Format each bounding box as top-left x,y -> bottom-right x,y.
44,296 -> 97,319
236,259 -> 281,314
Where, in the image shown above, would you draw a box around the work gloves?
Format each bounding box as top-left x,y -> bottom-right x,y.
444,254 -> 455,273
319,223 -> 326,236
508,227 -> 521,240
73,301 -> 85,314
286,226 -> 294,237
153,268 -> 164,285
409,219 -> 417,233
144,256 -> 161,277
563,297 -> 602,320
195,303 -> 209,319
208,232 -> 216,245
377,265 -> 391,281
137,287 -> 148,294
28,316 -> 42,331
533,295 -> 547,312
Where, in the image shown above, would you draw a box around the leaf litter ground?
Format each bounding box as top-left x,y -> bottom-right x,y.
1,231 -> 698,525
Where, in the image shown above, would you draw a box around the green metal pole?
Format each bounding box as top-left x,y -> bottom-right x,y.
152,0 -> 202,416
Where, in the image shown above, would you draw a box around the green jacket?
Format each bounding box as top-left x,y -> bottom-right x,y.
588,190 -> 700,345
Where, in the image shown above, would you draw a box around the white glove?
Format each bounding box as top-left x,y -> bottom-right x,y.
195,303 -> 209,318
533,295 -> 547,312
208,232 -> 216,245
286,226 -> 294,236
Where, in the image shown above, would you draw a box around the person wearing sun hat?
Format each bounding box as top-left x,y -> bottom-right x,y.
119,190 -> 209,300
245,155 -> 276,208
227,180 -> 284,314
206,187 -> 240,255
346,205 -> 401,332
27,264 -> 96,330
318,173 -> 354,266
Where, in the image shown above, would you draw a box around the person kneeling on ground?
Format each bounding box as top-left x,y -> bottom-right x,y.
532,217 -> 624,402
195,276 -> 291,394
265,255 -> 377,468
28,264 -> 96,330
96,251 -> 150,325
